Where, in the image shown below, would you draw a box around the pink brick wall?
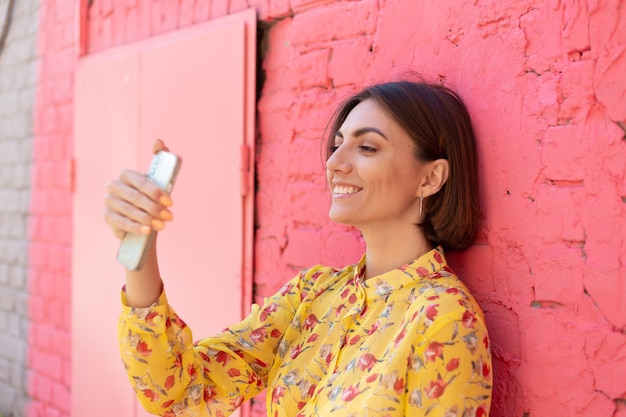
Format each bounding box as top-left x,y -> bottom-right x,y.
28,0 -> 75,416
31,0 -> 625,416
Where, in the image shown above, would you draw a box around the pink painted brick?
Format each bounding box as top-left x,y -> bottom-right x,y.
293,49 -> 331,89
211,0 -> 229,19
586,330 -> 626,398
541,125 -> 587,181
124,7 -> 140,42
253,237 -> 283,279
320,230 -> 362,268
161,0 -> 180,32
88,11 -> 102,52
193,0 -> 211,23
30,349 -> 62,382
329,38 -> 373,88
151,0 -> 164,34
25,400 -> 44,417
100,0 -> 113,16
580,393 -> 616,417
28,243 -> 49,269
228,0 -> 251,15
53,217 -> 73,246
52,381 -> 71,413
290,1 -> 378,47
100,15 -> 114,50
178,0 -> 195,26
266,0 -> 291,19
28,295 -> 47,323
448,245 -> 501,301
113,4 -> 125,46
291,89 -> 338,137
530,242 -> 585,305
291,0 -> 341,14
53,269 -> 72,301
282,228 -> 322,268
559,60 -> 594,122
137,0 -> 152,41
519,309 -> 596,413
282,183 -> 330,227
583,267 -> 625,329
61,357 -> 71,388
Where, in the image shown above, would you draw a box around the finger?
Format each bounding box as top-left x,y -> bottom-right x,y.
112,169 -> 174,208
116,169 -> 173,206
153,138 -> 170,153
104,208 -> 156,237
106,181 -> 172,225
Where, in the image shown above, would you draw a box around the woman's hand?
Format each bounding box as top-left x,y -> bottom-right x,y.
103,139 -> 174,240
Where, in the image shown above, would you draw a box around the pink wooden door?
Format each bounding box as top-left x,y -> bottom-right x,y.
72,10 -> 256,417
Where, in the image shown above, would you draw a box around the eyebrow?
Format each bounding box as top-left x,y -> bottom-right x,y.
335,127 -> 388,140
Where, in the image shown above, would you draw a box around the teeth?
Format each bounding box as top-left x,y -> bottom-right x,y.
334,186 -> 359,195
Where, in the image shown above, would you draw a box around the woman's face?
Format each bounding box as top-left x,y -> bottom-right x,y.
326,99 -> 426,230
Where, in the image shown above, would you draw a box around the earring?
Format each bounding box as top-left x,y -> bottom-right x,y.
419,193 -> 424,220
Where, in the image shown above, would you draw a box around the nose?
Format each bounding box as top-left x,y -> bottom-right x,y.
326,145 -> 352,174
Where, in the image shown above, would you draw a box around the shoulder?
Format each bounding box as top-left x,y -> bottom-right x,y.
406,270 -> 486,333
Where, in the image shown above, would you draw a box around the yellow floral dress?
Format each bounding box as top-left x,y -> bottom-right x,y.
119,247 -> 492,417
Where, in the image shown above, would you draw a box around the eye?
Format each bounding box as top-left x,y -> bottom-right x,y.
330,138 -> 343,154
359,145 -> 377,153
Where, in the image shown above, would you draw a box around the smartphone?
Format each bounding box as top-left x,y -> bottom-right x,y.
116,151 -> 182,270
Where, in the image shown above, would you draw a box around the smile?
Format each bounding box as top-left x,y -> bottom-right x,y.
333,185 -> 361,196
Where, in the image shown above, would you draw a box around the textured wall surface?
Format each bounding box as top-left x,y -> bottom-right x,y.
29,0 -> 626,416
0,0 -> 39,416
27,1 -> 73,416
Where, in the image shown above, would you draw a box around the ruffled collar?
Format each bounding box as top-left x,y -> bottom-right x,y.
352,246 -> 455,299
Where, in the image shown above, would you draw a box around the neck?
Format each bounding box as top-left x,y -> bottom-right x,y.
360,223 -> 433,280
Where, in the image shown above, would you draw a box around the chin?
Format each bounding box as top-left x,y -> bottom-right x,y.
328,210 -> 358,227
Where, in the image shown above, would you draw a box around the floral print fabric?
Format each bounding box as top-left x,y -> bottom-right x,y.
119,247 -> 491,417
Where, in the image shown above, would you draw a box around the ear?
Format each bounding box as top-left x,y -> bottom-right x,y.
418,159 -> 449,198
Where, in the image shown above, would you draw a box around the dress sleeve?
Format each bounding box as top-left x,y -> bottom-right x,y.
405,307 -> 492,417
118,271 -> 307,417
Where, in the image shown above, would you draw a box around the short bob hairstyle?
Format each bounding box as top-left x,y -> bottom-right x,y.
325,80 -> 479,251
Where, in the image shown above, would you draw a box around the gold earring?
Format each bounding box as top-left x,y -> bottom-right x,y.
419,193 -> 423,220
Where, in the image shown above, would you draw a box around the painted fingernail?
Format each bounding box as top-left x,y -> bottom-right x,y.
160,210 -> 173,221
140,225 -> 152,235
151,219 -> 165,231
159,195 -> 173,207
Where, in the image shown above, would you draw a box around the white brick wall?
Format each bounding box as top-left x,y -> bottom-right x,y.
0,0 -> 39,415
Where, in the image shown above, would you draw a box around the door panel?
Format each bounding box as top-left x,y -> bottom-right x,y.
139,21 -> 245,332
73,51 -> 140,417
73,10 -> 256,417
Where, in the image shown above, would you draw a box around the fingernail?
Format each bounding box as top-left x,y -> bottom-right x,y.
159,195 -> 173,207
151,219 -> 165,231
140,226 -> 152,235
160,210 -> 173,221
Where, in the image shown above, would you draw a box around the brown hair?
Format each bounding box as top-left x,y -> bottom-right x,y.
325,81 -> 479,250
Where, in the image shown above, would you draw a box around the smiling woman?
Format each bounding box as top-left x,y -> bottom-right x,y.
106,79 -> 491,417
325,81 -> 480,252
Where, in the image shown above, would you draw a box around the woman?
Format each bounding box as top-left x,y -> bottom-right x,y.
104,80 -> 492,417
